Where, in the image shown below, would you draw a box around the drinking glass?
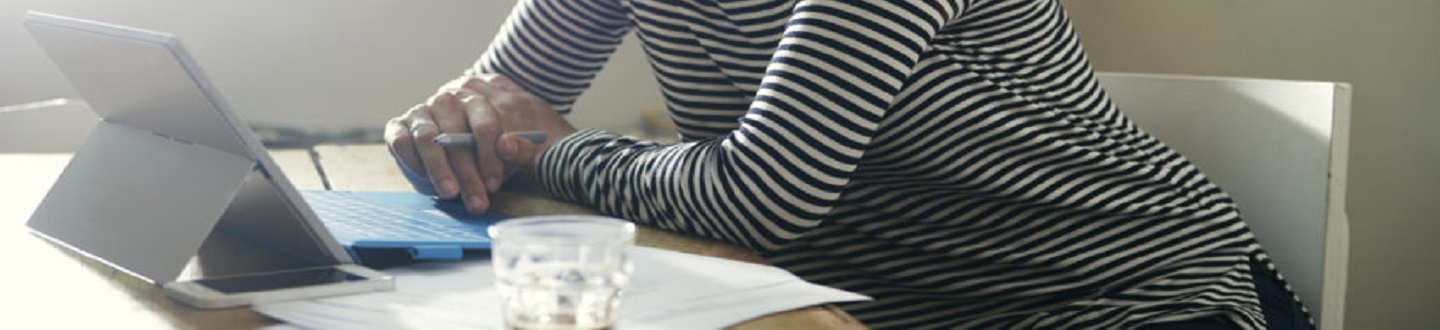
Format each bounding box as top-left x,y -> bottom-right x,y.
490,215 -> 636,330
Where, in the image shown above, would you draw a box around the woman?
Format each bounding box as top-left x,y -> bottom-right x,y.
385,0 -> 1311,328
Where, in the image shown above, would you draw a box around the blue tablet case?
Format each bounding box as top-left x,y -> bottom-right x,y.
300,190 -> 504,264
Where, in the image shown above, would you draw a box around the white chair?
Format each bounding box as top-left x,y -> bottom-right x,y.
0,98 -> 97,153
1097,73 -> 1351,329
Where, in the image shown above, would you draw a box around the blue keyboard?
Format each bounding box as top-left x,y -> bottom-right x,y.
300,190 -> 505,261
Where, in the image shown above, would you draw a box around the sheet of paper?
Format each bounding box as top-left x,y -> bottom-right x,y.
255,247 -> 869,330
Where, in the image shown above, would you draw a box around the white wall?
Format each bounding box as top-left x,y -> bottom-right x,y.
1,0 -> 662,139
1062,1 -> 1440,329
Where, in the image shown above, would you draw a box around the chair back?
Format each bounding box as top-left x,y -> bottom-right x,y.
1098,72 -> 1351,329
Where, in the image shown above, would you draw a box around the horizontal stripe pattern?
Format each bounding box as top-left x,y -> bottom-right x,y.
471,0 -> 1306,328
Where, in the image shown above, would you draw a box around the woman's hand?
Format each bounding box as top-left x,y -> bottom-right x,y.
384,74 -> 576,213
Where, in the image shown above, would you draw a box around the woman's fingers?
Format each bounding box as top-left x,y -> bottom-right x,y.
385,103 -> 462,198
461,74 -> 578,177
394,73 -> 574,212
429,92 -> 490,212
411,102 -> 463,199
458,91 -> 507,193
390,73 -> 561,213
497,131 -> 543,177
384,112 -> 422,175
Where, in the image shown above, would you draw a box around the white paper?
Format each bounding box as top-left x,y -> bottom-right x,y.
255,247 -> 869,330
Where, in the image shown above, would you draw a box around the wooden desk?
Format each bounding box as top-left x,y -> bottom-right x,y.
0,147 -> 863,329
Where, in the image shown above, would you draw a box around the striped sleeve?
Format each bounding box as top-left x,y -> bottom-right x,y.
467,0 -> 634,113
539,0 -> 968,251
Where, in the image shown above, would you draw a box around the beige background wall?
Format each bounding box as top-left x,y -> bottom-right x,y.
1062,1 -> 1440,329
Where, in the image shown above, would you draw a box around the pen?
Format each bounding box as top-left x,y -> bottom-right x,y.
433,131 -> 548,148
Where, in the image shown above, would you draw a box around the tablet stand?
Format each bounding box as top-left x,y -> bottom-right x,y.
26,120 -> 335,285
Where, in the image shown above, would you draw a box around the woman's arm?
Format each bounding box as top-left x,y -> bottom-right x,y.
538,0 -> 969,251
469,0 -> 635,114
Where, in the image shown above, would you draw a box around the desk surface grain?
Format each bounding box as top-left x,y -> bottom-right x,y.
0,147 -> 864,329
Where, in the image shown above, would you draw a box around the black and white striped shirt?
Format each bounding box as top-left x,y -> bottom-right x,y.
469,0 -> 1299,328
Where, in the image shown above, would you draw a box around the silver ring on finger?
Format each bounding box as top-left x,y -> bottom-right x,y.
409,120 -> 437,136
